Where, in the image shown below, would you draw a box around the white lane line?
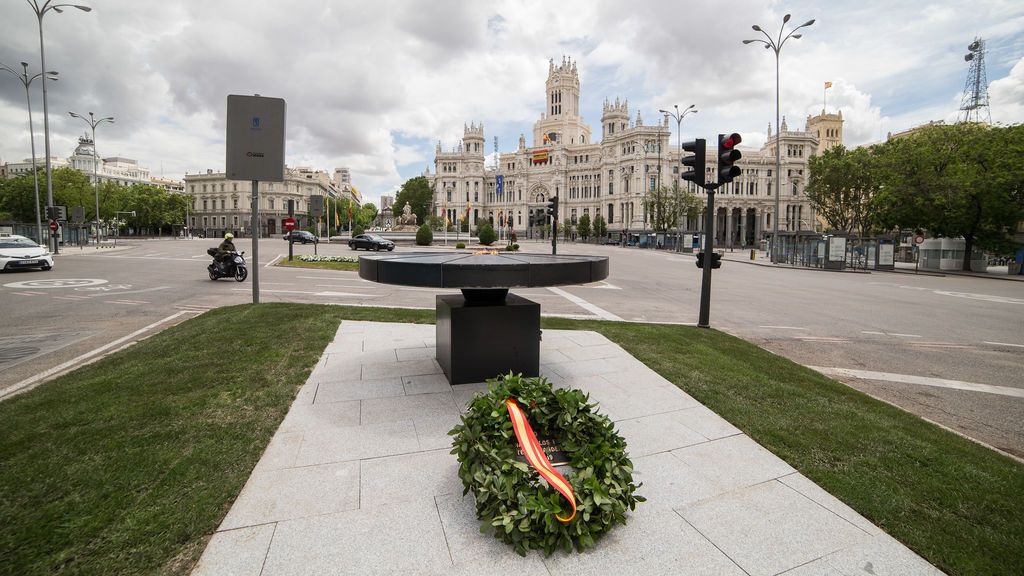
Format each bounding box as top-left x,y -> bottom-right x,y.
861,331 -> 886,335
761,326 -> 809,330
230,288 -> 381,298
0,310 -> 201,401
88,286 -> 171,298
809,366 -> 1024,399
908,342 -> 973,349
890,333 -> 922,338
546,286 -> 623,321
984,341 -> 1024,349
265,254 -> 283,268
795,336 -> 850,342
105,300 -> 142,305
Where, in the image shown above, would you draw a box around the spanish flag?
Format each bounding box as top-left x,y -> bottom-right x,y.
824,81 -> 833,89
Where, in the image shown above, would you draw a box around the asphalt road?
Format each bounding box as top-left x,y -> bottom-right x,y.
2,237 -> 1022,457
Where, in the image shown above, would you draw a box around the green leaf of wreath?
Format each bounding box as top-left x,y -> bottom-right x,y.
449,373 -> 643,556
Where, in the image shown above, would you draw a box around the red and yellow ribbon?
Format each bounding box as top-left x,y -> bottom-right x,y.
505,397 -> 576,523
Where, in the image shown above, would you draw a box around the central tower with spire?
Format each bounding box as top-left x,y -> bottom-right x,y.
532,56 -> 592,147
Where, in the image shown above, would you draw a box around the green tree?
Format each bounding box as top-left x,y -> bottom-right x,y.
393,176 -> 433,226
593,214 -> 607,238
806,145 -> 881,235
872,123 -> 1024,269
0,172 -> 43,222
477,220 -> 496,245
576,213 -> 592,241
416,223 -> 433,246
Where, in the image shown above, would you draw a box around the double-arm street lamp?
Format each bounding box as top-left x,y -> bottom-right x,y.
69,111 -> 114,244
744,13 -> 814,263
1,61 -> 58,245
29,1 -> 92,253
659,104 -> 697,251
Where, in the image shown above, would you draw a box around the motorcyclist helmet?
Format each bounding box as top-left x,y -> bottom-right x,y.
224,233 -> 234,239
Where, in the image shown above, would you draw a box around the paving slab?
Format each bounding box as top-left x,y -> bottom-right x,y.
193,321 -> 941,576
678,480 -> 873,576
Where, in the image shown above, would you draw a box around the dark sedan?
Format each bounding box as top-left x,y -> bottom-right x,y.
348,234 -> 395,251
283,230 -> 319,244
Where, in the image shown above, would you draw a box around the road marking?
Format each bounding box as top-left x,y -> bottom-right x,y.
265,254 -> 283,267
908,342 -> 972,349
761,326 -> 809,330
88,286 -> 171,298
861,331 -> 886,335
586,281 -> 621,290
105,300 -> 143,305
230,288 -> 381,298
794,336 -> 850,342
92,254 -> 199,262
934,291 -> 1024,305
12,292 -> 42,296
546,286 -> 623,321
4,278 -> 106,289
0,310 -> 202,401
809,366 -> 1024,399
862,331 -> 922,338
890,333 -> 922,338
984,341 -> 1024,349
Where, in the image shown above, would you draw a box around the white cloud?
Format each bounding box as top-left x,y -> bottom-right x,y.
1,0 -> 1022,209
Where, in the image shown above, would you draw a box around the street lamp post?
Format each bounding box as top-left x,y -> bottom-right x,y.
1,61 -> 58,246
660,104 -> 697,251
29,1 -> 92,254
744,13 -> 814,264
69,111 -> 114,246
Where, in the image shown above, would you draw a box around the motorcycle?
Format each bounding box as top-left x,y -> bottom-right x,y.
206,247 -> 248,282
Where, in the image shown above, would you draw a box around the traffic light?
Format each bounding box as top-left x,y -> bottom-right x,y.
546,196 -> 559,221
696,252 -> 723,269
680,139 -> 706,188
717,133 -> 742,185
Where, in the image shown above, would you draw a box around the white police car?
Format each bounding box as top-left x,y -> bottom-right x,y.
0,234 -> 53,271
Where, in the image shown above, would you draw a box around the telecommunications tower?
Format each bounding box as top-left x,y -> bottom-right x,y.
959,37 -> 991,124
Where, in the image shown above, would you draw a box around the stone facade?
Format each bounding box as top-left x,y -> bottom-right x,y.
183,166 -> 357,238
430,56 -> 841,247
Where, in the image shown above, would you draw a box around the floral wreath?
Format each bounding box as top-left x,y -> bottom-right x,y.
449,373 -> 644,556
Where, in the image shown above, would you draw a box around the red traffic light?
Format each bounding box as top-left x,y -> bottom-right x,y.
720,133 -> 742,149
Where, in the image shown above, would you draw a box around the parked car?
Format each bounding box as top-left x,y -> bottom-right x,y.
348,234 -> 395,251
0,234 -> 53,271
283,230 -> 319,244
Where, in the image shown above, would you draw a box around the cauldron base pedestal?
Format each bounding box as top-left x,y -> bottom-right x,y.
436,293 -> 540,385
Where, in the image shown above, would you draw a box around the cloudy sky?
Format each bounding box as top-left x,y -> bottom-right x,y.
2,0 -> 1022,208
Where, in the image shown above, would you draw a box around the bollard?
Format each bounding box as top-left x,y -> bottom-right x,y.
750,249 -> 756,260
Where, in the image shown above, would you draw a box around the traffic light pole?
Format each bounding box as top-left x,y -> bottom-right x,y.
698,186 -> 715,328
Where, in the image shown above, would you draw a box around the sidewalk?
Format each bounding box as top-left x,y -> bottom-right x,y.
192,321 -> 941,576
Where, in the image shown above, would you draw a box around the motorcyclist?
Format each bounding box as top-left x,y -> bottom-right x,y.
215,233 -> 236,270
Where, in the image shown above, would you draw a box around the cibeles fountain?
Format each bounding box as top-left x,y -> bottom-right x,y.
358,251 -> 609,384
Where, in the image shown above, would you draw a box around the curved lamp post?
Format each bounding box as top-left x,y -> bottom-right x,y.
743,13 -> 814,263
1,61 -> 58,245
68,111 -> 114,244
659,104 -> 697,251
29,0 -> 92,253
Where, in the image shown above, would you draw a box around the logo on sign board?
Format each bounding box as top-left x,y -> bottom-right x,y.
251,116 -> 262,130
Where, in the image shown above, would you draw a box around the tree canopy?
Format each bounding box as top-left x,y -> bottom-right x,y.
871,123 -> 1024,268
393,176 -> 432,226
806,145 -> 881,236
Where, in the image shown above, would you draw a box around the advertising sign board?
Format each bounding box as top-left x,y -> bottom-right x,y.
226,95 -> 286,182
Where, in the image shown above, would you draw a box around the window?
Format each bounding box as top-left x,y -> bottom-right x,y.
233,216 -> 238,226
233,183 -> 238,191
269,198 -> 275,210
220,199 -> 225,210
202,200 -> 208,210
233,198 -> 238,209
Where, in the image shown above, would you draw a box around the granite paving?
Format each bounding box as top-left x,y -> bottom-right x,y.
193,320 -> 942,576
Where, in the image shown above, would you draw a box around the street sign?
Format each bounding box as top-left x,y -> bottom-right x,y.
283,217 -> 297,231
49,220 -> 58,232
309,195 -> 324,218
914,234 -> 925,245
226,94 -> 286,182
72,206 -> 86,224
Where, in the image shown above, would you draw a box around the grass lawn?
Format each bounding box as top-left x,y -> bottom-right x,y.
0,305 -> 1020,575
273,258 -> 359,271
0,304 -> 430,576
542,317 -> 1024,576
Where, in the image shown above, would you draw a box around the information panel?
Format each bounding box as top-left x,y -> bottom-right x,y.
828,236 -> 847,262
226,95 -> 286,182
